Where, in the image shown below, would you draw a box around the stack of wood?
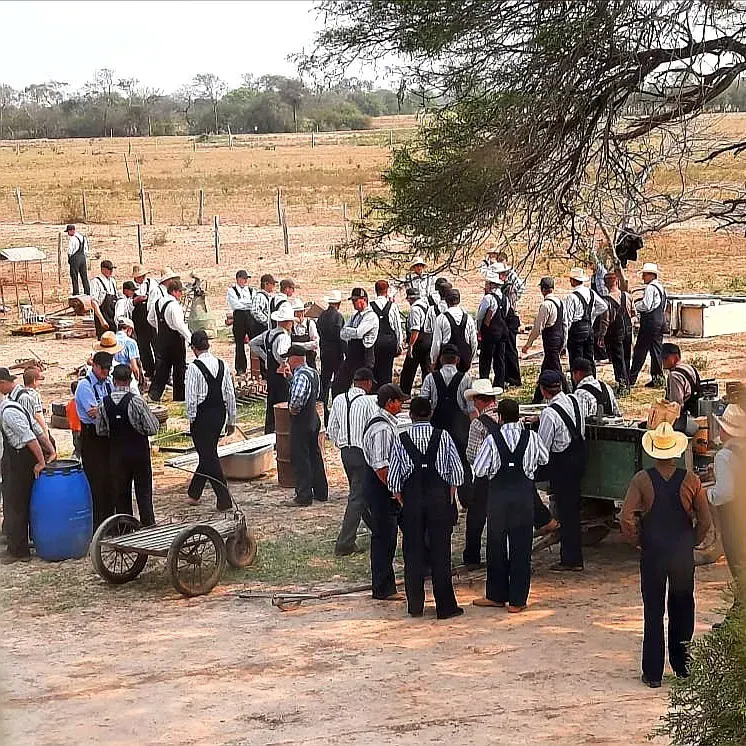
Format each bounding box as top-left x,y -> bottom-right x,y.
42,299 -> 97,339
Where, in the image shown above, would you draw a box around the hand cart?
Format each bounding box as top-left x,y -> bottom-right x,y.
90,507 -> 257,597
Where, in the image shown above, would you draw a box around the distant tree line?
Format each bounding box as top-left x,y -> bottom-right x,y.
0,70 -> 421,139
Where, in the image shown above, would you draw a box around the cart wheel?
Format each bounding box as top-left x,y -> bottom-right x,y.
167,524 -> 226,597
90,514 -> 148,584
225,526 -> 258,569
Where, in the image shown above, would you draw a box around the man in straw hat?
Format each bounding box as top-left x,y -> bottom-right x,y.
316,289 -> 345,422
472,398 -> 549,612
290,297 -> 320,369
476,271 -> 509,387
564,266 -> 608,377
709,403 -> 746,621
629,262 -> 667,388
399,286 -> 431,396
132,263 -> 161,380
620,422 -> 711,687
250,302 -> 294,433
403,256 -> 435,299
148,279 -> 192,403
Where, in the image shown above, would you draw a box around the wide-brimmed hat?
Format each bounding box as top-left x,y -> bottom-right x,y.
484,271 -> 504,286
491,262 -> 510,274
324,290 -> 343,304
0,367 -> 17,383
290,297 -> 305,311
642,422 -> 688,460
93,331 -> 123,355
716,404 -> 746,438
132,263 -> 147,278
411,256 -> 426,268
160,267 -> 180,283
270,304 -> 295,323
567,267 -> 588,283
464,379 -> 504,400
640,262 -> 660,276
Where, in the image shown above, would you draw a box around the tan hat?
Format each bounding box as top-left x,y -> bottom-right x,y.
640,262 -> 660,276
93,331 -> 123,355
484,271 -> 504,286
567,267 -> 589,283
411,256 -> 426,268
642,422 -> 688,460
324,290 -> 343,304
464,379 -> 504,400
160,267 -> 180,284
716,404 -> 746,438
270,304 -> 295,323
132,263 -> 147,278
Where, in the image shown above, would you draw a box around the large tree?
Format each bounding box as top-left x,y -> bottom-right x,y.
303,0 -> 746,272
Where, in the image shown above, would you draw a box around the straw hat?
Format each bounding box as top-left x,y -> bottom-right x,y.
132,263 -> 148,278
160,267 -> 180,283
93,331 -> 123,355
324,290 -> 343,304
491,262 -> 510,274
716,404 -> 746,438
642,422 -> 688,460
567,267 -> 589,283
270,304 -> 295,323
290,297 -> 305,311
484,271 -> 504,286
640,262 -> 660,276
411,256 -> 426,268
464,379 -> 505,400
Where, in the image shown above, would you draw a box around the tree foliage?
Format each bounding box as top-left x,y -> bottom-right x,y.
304,0 -> 746,272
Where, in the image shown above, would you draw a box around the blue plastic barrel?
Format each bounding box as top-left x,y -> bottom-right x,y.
30,459 -> 93,561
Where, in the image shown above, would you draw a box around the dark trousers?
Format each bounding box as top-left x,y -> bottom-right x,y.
399,347 -> 430,395
568,335 -> 596,376
605,332 -> 629,386
264,373 -> 289,434
630,325 -> 664,383
3,446 -> 35,557
465,481 -> 552,565
320,352 -> 342,424
232,310 -> 251,374
505,329 -> 522,385
68,252 -> 90,296
553,475 -> 584,568
641,549 -> 695,681
486,509 -> 533,607
289,420 -> 328,505
150,337 -> 187,402
623,333 -> 632,379
336,447 -> 371,552
479,336 -> 506,388
363,466 -> 399,599
400,491 -> 458,617
134,317 -> 156,379
80,424 -> 114,529
110,442 -> 155,526
373,342 -> 397,390
188,408 -> 231,510
532,347 -> 564,404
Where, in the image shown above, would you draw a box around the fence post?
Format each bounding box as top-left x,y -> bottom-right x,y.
358,184 -> 364,220
276,187 -> 283,226
15,187 -> 24,224
281,209 -> 290,255
82,190 -> 88,223
311,130 -> 315,148
57,232 -> 63,284
389,129 -> 393,148
137,224 -> 143,264
15,141 -> 19,156
123,153 -> 131,183
228,124 -> 233,150
214,215 -> 221,264
198,189 -> 204,226
147,192 -> 154,225
128,140 -> 132,156
139,189 -> 147,225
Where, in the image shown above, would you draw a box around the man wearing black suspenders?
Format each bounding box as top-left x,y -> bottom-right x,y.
662,343 -> 702,431
430,289 -> 478,374
91,260 -> 119,340
564,267 -> 608,376
132,264 -> 161,380
327,368 -> 379,555
630,263 -> 667,388
184,331 -> 237,510
66,224 -> 90,296
370,280 -> 403,389
226,270 -> 254,375
603,271 -> 635,393
286,345 -> 328,507
571,358 -> 621,419
388,396 -> 464,619
400,288 -> 431,395
476,273 -> 509,387
536,370 -> 588,572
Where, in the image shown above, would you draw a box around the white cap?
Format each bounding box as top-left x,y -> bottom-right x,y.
640,262 -> 659,276
323,290 -> 343,304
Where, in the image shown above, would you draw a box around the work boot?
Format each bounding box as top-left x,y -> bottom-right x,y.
536,518 -> 560,536
641,674 -> 662,689
437,607 -> 465,620
508,605 -> 527,614
472,597 -> 504,608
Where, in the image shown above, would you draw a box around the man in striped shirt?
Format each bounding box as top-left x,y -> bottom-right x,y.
473,398 -> 549,611
328,367 -> 379,555
249,274 -> 277,339
389,396 -> 464,619
287,345 -> 328,507
361,383 -> 406,601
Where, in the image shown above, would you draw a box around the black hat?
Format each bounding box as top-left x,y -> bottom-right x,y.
236,270 -> 250,280
539,276 -> 554,290
405,287 -> 420,299
348,287 -> 368,301
353,367 -> 375,382
101,259 -> 116,271
440,343 -> 460,358
65,224 -> 75,232
282,344 -> 309,359
122,280 -> 136,291
538,369 -> 563,388
190,330 -> 210,350
0,367 -> 17,382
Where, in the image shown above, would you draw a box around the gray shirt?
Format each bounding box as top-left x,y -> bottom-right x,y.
0,398 -> 42,449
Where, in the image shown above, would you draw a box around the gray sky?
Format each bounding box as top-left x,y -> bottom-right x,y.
1,0 -> 329,92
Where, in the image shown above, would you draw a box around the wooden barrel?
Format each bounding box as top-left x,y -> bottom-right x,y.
50,414 -> 71,430
148,404 -> 169,427
51,399 -> 69,418
250,351 -> 262,380
274,401 -> 327,488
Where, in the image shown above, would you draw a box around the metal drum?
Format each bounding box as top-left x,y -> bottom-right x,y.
274,401 -> 326,488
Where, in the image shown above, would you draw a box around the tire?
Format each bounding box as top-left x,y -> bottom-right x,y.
225,526 -> 258,569
90,514 -> 148,584
167,524 -> 226,597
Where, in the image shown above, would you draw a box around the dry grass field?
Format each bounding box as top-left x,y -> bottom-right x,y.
0,113 -> 744,745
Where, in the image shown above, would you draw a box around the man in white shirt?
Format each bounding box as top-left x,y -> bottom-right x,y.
336,287 -> 380,395
227,269 -> 254,375
132,264 -> 161,379
328,367 -> 379,555
114,281 -> 136,326
570,357 -> 621,418
399,287 -> 431,395
476,273 -> 509,386
402,256 -> 435,298
91,259 -> 119,339
564,267 -> 608,377
630,263 -> 668,388
66,224 -> 90,296
290,297 -> 320,368
370,280 -> 403,389
148,279 -> 192,402
185,330 -> 237,511
430,289 -> 478,372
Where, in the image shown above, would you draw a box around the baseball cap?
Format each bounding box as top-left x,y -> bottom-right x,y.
349,287 -> 368,301
405,287 -> 420,299
539,276 -> 555,290
236,270 -> 250,280
538,370 -> 563,388
190,330 -> 210,350
122,280 -> 136,291
0,367 -> 17,382
353,367 -> 375,383
282,344 -> 309,359
101,260 -> 116,271
65,224 -> 75,232
440,343 -> 460,357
